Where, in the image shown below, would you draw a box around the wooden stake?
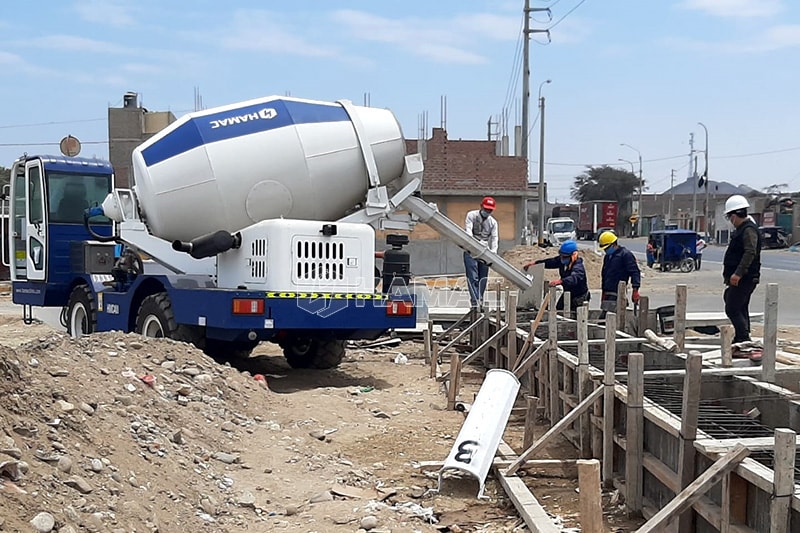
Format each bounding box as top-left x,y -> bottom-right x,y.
720,473 -> 731,533
637,295 -> 649,337
446,353 -> 462,410
507,291 -> 519,370
762,283 -> 779,383
677,351 -> 703,532
616,281 -> 627,333
563,291 -> 571,318
548,286 -> 561,423
625,352 -> 644,516
770,428 -> 796,533
494,283 -> 503,368
720,324 -> 734,368
423,324 -> 432,365
577,305 -> 592,458
674,285 -> 687,352
530,297 -> 550,341
578,459 -> 603,533
524,395 -> 538,450
430,339 -> 438,379
635,444 -> 750,533
603,312 -> 617,487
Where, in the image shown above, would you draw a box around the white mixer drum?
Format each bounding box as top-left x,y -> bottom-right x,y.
132,96 -> 406,242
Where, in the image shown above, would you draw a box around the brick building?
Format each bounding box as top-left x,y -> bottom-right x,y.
108,92 -> 176,188
393,127 -> 533,275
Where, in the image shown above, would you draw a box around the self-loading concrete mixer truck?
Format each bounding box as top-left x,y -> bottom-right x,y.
2,96 -> 533,369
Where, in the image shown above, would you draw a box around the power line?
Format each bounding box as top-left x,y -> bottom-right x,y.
501,13 -> 526,116
0,141 -> 108,147
547,0 -> 588,30
0,118 -> 106,130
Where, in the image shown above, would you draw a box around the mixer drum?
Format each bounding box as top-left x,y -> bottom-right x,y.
132,96 -> 406,242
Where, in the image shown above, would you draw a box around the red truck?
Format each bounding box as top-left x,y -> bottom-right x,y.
577,201 -> 618,240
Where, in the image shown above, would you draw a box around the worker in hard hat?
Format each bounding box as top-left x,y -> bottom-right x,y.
524,240 -> 590,313
722,194 -> 763,360
597,230 -> 641,316
464,196 -> 499,307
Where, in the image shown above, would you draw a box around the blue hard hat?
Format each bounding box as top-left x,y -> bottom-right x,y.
559,240 -> 578,254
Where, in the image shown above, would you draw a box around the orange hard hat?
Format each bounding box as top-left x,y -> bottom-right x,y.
481,196 -> 496,210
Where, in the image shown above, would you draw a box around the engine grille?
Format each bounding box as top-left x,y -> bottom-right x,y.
295,240 -> 345,281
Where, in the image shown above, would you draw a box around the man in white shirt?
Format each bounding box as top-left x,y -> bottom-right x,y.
464,197 -> 499,307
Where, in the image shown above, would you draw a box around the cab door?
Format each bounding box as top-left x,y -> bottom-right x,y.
24,160 -> 47,281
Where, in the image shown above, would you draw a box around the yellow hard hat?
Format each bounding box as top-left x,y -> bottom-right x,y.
598,230 -> 618,250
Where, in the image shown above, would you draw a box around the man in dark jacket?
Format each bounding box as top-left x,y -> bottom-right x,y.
598,230 -> 641,315
525,240 -> 590,312
721,195 -> 762,357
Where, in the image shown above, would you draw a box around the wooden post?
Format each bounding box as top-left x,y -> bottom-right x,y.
603,312 -> 617,487
720,324 -> 734,368
548,286 -> 561,424
635,445 -> 750,533
625,352 -> 644,516
674,284 -> 687,353
762,283 -> 779,383
637,295 -> 649,337
494,283 -> 503,368
578,460 -> 603,533
577,305 -> 592,458
430,339 -> 438,379
770,428 -> 796,533
562,291 -> 571,318
677,351 -> 703,532
524,395 -> 539,450
616,281 -> 627,333
506,291 -> 519,370
720,473 -> 731,533
446,353 -> 462,410
423,323 -> 432,365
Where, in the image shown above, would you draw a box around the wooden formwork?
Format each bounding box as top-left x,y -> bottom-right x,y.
431,282 -> 800,532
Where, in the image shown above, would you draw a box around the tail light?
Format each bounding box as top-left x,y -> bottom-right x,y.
386,300 -> 413,317
232,298 -> 265,315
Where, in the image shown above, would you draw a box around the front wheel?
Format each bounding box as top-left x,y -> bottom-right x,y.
680,258 -> 695,273
135,293 -> 176,338
66,285 -> 96,338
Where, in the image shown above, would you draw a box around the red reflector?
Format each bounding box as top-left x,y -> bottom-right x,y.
386,300 -> 413,317
232,298 -> 265,315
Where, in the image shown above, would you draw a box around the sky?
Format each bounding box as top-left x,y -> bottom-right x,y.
1,0 -> 799,203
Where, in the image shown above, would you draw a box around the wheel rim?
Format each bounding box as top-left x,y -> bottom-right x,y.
141,315 -> 165,338
70,304 -> 88,338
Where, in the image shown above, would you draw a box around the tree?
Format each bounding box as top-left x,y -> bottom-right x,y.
0,165 -> 9,191
571,165 -> 642,228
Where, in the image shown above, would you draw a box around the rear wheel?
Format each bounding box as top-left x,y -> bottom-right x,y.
283,337 -> 345,369
135,292 -> 202,345
680,257 -> 695,273
66,285 -> 96,338
203,338 -> 258,359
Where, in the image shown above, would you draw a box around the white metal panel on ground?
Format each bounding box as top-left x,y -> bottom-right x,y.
437,369 -> 520,498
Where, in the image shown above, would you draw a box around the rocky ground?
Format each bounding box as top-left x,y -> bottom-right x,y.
0,295 -> 641,533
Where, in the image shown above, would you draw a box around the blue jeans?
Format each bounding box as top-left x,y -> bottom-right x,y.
464,252 -> 489,305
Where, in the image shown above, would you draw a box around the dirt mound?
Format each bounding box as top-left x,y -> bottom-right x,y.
502,244 -> 606,288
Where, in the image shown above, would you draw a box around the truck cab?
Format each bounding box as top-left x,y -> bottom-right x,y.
543,217 -> 576,247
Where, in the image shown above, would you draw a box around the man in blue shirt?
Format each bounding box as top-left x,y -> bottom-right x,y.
525,240 -> 590,314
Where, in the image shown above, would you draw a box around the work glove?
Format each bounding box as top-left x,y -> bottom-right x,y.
523,260 -> 542,270
632,289 -> 640,304
548,279 -> 562,287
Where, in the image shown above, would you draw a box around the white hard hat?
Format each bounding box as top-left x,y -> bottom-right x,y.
725,195 -> 750,214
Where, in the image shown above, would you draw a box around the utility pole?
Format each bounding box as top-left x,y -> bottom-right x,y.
688,133 -> 696,231
698,122 -> 709,238
520,0 -> 551,245
668,169 -> 675,225
620,144 -> 643,237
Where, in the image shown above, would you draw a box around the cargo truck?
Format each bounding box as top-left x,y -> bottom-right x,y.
577,201 -> 618,240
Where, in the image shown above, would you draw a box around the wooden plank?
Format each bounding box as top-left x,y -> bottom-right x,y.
626,352 -> 644,516
495,471 -> 560,533
438,324 -> 508,381
578,460 -> 603,533
547,336 -> 648,347
577,305 -> 592,458
562,291 -> 571,318
603,311 -> 617,487
494,283 -> 503,367
430,339 -> 438,379
505,386 -> 605,475
635,444 -> 750,533
446,353 -> 462,410
524,395 -> 538,450
677,351 -> 703,532
548,286 -> 560,423
762,283 -> 779,383
721,473 -> 731,533
423,325 -> 432,364
770,428 -> 796,533
674,285 -> 687,352
506,291 -> 518,370
695,435 -> 800,454
720,324 -> 734,368
439,315 -> 483,355
606,366 -> 800,380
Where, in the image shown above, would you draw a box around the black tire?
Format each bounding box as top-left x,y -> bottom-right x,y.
680,258 -> 695,273
66,285 -> 96,338
135,292 -> 202,344
203,339 -> 258,360
283,338 -> 345,369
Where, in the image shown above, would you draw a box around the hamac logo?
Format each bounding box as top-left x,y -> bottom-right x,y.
209,107 -> 277,129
